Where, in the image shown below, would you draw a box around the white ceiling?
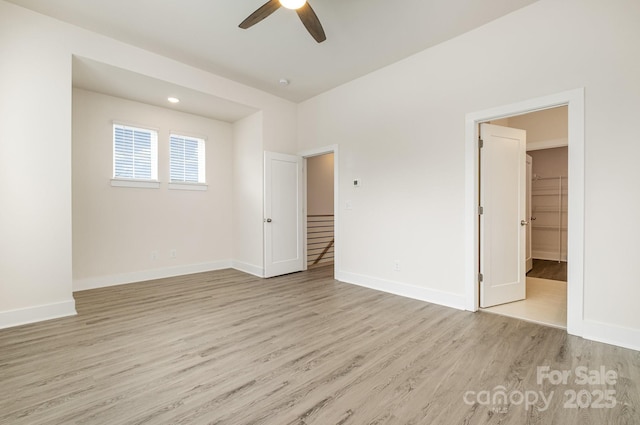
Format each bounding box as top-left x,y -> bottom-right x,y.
8,0 -> 539,119
73,57 -> 259,122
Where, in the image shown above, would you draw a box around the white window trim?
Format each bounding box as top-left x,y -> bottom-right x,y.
168,182 -> 208,191
111,178 -> 161,189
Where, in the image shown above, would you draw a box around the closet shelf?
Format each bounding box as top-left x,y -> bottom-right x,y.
533,207 -> 567,213
529,174 -> 567,262
532,224 -> 568,231
532,190 -> 568,196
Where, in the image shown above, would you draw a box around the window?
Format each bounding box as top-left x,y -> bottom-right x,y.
112,124 -> 158,186
169,134 -> 206,184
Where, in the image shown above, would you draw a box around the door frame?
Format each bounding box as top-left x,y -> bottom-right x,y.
464,88 -> 585,337
298,145 -> 339,275
526,154 -> 533,273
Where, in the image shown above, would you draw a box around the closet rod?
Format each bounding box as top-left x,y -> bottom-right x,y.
533,175 -> 567,181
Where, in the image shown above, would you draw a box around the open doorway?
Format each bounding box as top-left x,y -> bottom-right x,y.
305,153 -> 335,270
301,146 -> 339,277
480,106 -> 568,328
465,89 -> 585,336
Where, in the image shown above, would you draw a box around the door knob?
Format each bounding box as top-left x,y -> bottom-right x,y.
521,220 -> 529,226
265,218 -> 272,223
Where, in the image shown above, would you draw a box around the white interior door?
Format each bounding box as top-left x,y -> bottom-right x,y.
480,123 -> 527,308
264,151 -> 303,278
526,154 -> 533,272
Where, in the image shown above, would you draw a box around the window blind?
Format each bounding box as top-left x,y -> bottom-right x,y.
113,124 -> 158,180
170,134 -> 205,183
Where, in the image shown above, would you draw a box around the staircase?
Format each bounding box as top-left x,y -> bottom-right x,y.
307,215 -> 334,267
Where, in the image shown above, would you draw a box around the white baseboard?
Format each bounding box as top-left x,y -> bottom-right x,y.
73,260 -> 233,291
336,271 -> 466,311
533,251 -> 567,262
0,300 -> 77,330
231,261 -> 264,277
583,320 -> 640,352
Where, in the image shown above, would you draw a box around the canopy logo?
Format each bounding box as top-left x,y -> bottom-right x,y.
463,386 -> 553,413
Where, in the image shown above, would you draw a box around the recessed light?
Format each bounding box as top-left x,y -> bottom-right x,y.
168,97 -> 180,104
279,78 -> 290,86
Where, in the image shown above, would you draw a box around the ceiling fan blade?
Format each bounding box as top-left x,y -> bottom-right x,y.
296,3 -> 326,43
239,0 -> 281,29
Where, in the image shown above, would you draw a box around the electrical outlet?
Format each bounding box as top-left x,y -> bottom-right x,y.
394,260 -> 401,272
170,249 -> 177,258
151,251 -> 158,261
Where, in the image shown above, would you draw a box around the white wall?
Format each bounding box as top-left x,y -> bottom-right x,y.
72,89 -> 233,289
511,107 -> 568,144
530,147 -> 568,179
499,106 -> 569,150
298,0 -> 640,348
232,112 -> 265,276
307,154 -> 334,216
0,3 -> 75,326
0,0 -> 296,327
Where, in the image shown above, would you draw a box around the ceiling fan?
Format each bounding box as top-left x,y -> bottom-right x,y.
239,0 -> 326,43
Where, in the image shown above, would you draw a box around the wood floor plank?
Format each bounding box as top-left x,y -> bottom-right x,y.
1,266 -> 638,424
527,259 -> 567,281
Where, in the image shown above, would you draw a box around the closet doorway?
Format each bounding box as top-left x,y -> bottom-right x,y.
481,106 -> 569,329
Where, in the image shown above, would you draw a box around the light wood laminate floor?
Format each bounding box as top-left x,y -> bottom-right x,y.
527,259 -> 567,281
1,267 -> 638,424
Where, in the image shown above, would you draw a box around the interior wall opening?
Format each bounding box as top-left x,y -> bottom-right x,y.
305,153 -> 335,273
480,106 -> 568,329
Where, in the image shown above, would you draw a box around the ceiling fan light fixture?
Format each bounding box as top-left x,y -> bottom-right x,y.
240,0 -> 325,43
279,0 -> 306,10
